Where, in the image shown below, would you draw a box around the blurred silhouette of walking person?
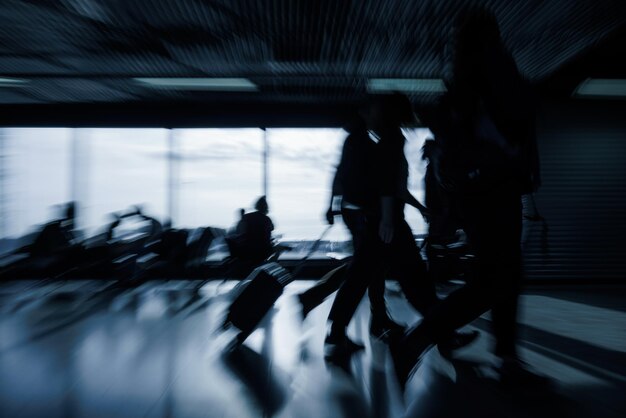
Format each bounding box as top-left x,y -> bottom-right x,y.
390,7 -> 545,392
422,138 -> 470,283
296,115 -> 403,336
325,94 -> 477,357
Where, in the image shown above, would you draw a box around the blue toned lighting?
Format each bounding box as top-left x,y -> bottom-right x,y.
133,77 -> 258,91
0,77 -> 28,87
574,78 -> 626,98
367,78 -> 447,94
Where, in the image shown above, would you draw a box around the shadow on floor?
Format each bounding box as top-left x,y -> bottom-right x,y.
405,357 -> 585,418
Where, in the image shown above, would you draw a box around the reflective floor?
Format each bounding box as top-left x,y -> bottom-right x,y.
0,279 -> 624,418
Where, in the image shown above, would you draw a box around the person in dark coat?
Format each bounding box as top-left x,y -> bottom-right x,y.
233,196 -> 275,265
389,8 -> 547,392
297,115 -> 403,339
325,94 -> 478,358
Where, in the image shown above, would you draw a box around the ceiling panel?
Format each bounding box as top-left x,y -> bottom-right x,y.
0,0 -> 623,107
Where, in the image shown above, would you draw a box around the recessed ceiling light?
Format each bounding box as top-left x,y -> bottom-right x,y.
368,79 -> 447,94
574,78 -> 626,98
134,77 -> 258,91
0,77 -> 29,87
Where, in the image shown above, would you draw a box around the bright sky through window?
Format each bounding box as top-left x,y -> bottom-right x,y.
0,127 -> 432,247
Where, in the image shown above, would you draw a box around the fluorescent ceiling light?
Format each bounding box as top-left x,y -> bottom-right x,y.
134,77 -> 258,91
0,77 -> 29,87
574,78 -> 626,98
368,78 -> 447,94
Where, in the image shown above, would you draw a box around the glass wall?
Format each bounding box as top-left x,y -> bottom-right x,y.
0,126 -> 432,257
1,128 -> 72,240
403,128 -> 432,236
267,128 -> 348,244
87,129 -> 168,233
177,129 -> 263,229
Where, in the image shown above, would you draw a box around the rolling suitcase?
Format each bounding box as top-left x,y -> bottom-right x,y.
223,225 -> 333,345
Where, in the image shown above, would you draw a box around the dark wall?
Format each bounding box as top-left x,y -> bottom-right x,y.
0,101 -> 357,128
524,99 -> 626,283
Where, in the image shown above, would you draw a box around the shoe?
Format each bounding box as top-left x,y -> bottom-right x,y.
370,318 -> 406,342
324,334 -> 365,359
497,358 -> 553,388
388,331 -> 433,394
437,330 -> 480,359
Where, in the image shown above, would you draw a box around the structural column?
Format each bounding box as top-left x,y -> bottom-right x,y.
167,128 -> 180,226
70,128 -> 90,233
263,127 -> 269,199
0,129 -> 6,240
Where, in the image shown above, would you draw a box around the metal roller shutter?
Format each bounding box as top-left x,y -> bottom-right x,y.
523,101 -> 626,283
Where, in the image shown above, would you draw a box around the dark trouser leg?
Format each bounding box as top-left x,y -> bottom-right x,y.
299,264 -> 348,311
411,196 -> 522,349
328,217 -> 438,331
345,209 -> 388,322
415,265 -> 494,345
491,266 -> 521,358
368,274 -> 389,321
388,220 -> 439,317
299,208 -> 365,311
327,224 -> 383,332
490,202 -> 523,359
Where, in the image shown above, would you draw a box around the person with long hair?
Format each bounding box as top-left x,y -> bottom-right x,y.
390,7 -> 546,391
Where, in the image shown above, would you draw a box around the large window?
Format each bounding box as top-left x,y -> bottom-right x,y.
1,128 -> 72,239
177,129 -> 263,229
87,129 -> 168,233
266,128 -> 432,243
403,128 -> 432,236
267,128 -> 349,244
0,126 -> 432,258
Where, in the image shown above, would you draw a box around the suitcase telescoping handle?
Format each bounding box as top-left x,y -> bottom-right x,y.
224,224 -> 336,339
260,224 -> 335,287
288,224 -> 334,278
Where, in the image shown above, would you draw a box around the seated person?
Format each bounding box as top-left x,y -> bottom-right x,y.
30,202 -> 79,258
227,196 -> 274,264
8,202 -> 83,278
